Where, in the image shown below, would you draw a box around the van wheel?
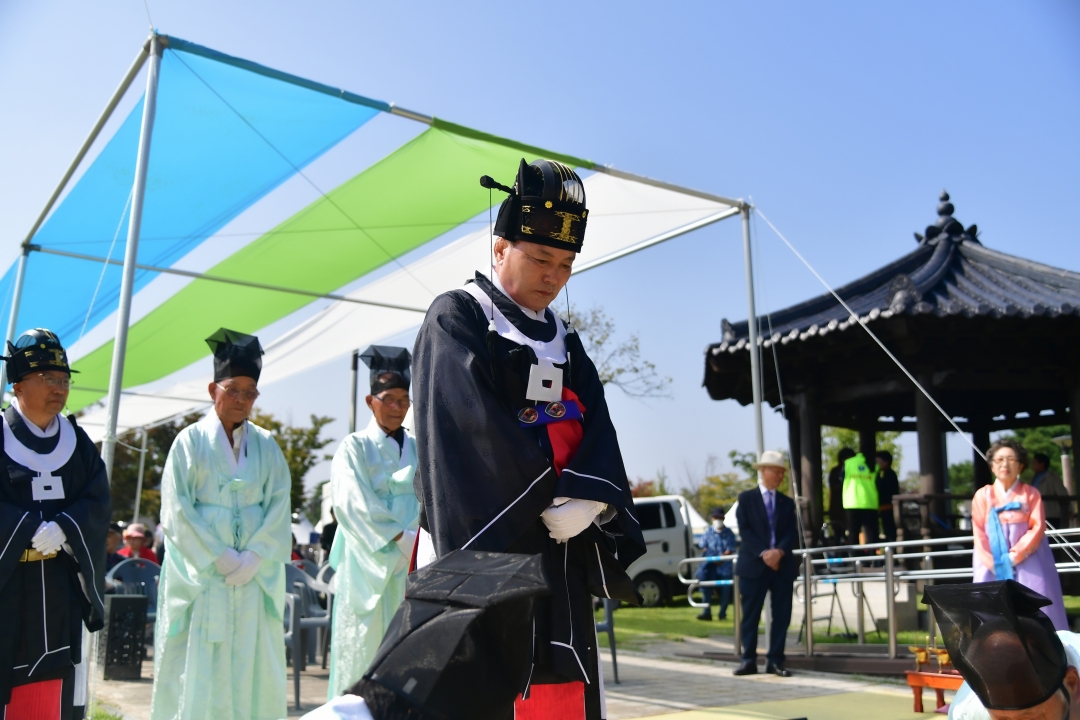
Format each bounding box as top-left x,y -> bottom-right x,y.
634,571 -> 668,608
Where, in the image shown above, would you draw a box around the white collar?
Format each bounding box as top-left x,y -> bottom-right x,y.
491,269 -> 548,321
995,478 -> 1020,501
758,482 -> 775,497
10,396 -> 59,438
201,412 -> 249,473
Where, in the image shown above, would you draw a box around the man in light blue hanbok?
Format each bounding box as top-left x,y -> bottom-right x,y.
151,329 -> 292,720
327,346 -> 419,699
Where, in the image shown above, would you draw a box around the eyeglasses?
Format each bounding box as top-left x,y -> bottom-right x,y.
992,457 -> 1020,466
373,393 -> 410,410
29,373 -> 72,389
216,383 -> 260,402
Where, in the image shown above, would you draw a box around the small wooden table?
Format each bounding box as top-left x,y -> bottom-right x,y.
905,670 -> 964,713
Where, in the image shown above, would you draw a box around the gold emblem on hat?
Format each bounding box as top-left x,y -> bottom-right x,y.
545,201 -> 553,208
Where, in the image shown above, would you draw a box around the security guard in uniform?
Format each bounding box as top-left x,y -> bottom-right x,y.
842,452 -> 879,547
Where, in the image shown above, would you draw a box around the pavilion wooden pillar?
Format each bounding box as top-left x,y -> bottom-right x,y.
970,417 -> 992,490
787,402 -> 812,546
797,392 -> 823,543
1071,385 -> 1080,471
916,375 -> 947,531
858,420 -> 876,463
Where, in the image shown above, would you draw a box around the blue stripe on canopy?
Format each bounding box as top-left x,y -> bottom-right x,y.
17,45 -> 380,345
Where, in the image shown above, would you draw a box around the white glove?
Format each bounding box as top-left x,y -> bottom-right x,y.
395,529 -> 417,557
225,550 -> 261,586
31,521 -> 66,557
214,548 -> 242,576
541,497 -> 606,543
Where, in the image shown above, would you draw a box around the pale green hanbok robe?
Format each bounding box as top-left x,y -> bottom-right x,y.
327,417 -> 419,698
151,413 -> 291,720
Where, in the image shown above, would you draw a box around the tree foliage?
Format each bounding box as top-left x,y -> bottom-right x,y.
630,469 -> 672,497
105,412 -> 202,523
249,409 -> 335,513
566,304 -> 671,398
998,424 -> 1071,482
680,451 -> 793,518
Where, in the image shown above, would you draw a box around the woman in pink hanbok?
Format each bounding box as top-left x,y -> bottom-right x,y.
971,439 -> 1068,629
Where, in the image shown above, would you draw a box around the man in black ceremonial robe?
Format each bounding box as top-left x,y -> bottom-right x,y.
412,159 -> 646,720
0,329 -> 110,720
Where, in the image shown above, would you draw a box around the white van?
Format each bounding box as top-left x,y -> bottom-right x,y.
625,495 -> 709,607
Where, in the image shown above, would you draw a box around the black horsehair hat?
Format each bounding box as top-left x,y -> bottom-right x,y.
205,328 -> 264,383
4,328 -> 77,383
923,580 -> 1068,711
360,345 -> 411,395
481,158 -> 588,253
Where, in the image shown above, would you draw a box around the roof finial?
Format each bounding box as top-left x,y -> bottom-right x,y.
937,189 -> 954,219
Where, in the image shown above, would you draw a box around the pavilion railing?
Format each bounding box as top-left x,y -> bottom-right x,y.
677,528 -> 1080,661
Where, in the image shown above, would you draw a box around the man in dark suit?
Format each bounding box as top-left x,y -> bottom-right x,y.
734,450 -> 798,677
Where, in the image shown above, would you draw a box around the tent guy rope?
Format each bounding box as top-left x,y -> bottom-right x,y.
755,207 -> 988,462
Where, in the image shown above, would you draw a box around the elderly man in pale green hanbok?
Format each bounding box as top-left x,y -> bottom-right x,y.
151,330 -> 291,720
327,346 -> 419,699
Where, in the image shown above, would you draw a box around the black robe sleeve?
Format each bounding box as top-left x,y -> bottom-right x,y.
50,418 -> 111,631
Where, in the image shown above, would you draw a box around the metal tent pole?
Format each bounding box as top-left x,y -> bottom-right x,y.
349,350 -> 359,434
21,42 -> 151,249
132,428 -> 148,524
0,248 -> 31,393
741,206 -> 764,457
101,35 -> 163,480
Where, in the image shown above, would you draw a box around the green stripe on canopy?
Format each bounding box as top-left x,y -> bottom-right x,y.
67,126 -> 550,412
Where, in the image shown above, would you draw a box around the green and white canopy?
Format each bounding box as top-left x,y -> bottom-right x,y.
3,35 -> 741,440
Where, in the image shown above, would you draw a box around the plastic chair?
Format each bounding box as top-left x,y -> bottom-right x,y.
284,564 -> 333,681
315,563 -> 335,586
594,598 -> 619,684
292,558 -> 319,577
105,557 -> 161,622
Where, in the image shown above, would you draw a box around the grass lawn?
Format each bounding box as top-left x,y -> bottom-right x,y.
88,707 -> 123,720
595,594 -> 945,651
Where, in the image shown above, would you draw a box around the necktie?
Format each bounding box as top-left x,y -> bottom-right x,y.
765,491 -> 776,548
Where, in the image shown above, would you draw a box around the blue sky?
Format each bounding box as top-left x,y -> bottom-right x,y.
1,1 -> 1078,493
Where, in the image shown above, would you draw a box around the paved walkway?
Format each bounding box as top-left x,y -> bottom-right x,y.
93,636 -> 931,720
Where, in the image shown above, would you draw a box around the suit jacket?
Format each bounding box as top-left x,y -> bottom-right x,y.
735,486 -> 798,581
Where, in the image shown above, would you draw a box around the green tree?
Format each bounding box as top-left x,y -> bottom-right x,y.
103,412 -> 202,523
997,425 -> 1071,482
680,452 -> 792,517
250,409 -> 335,513
567,304 -> 671,398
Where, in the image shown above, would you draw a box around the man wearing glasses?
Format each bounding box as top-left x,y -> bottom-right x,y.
151,328 -> 292,720
326,345 -> 419,699
0,328 -> 110,720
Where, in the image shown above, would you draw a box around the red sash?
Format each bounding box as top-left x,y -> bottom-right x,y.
547,389 -> 585,475
514,681 -> 585,720
4,679 -> 63,720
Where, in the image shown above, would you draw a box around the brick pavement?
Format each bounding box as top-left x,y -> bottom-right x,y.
93,638 -> 923,720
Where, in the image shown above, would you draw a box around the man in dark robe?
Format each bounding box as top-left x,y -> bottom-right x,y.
413,158 -> 646,720
0,328 -> 110,720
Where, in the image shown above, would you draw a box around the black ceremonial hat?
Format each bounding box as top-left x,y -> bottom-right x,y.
205,328 -> 264,383
488,158 -> 588,253
359,345 -> 411,395
355,550 -> 549,720
4,328 -> 77,383
923,580 -> 1068,711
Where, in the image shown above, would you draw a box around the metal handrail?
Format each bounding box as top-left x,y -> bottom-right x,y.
796,532 -> 1080,659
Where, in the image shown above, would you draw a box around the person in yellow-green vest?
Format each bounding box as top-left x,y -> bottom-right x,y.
842,452 -> 880,547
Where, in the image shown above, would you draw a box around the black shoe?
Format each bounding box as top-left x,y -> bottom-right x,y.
718,614 -> 727,620
696,612 -> 712,621
733,660 -> 758,676
765,663 -> 791,677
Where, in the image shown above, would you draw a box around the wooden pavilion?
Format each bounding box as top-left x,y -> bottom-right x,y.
704,193 -> 1080,540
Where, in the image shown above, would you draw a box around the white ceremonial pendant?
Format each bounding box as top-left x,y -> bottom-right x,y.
32,472 -> 65,501
525,358 -> 563,402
